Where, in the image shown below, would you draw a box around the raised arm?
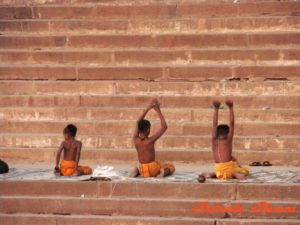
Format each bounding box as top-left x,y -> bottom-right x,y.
54,142 -> 64,175
149,102 -> 168,143
226,100 -> 234,140
133,99 -> 155,139
212,100 -> 221,140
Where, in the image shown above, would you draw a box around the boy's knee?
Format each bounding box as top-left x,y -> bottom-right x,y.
233,173 -> 246,180
164,168 -> 171,174
159,168 -> 171,177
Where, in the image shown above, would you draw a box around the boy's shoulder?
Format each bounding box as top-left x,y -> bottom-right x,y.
74,140 -> 82,145
61,139 -> 81,144
134,137 -> 153,145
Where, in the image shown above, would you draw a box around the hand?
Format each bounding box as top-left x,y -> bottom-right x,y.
225,100 -> 233,108
74,167 -> 82,176
153,100 -> 161,112
54,171 -> 60,176
148,98 -> 158,109
212,100 -> 221,109
74,169 -> 80,176
54,166 -> 60,176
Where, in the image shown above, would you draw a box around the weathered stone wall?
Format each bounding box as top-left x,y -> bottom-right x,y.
0,0 -> 299,165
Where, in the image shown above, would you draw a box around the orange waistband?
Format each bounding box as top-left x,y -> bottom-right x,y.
139,161 -> 159,166
61,160 -> 76,167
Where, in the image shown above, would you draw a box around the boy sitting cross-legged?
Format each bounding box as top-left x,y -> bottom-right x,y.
54,124 -> 92,177
198,100 -> 249,182
130,99 -> 175,178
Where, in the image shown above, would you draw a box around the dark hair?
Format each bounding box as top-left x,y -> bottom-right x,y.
138,119 -> 151,133
63,124 -> 77,137
217,124 -> 229,137
0,159 -> 9,174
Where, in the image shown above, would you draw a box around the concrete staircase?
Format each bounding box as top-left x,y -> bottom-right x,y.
0,0 -> 299,165
0,180 -> 300,225
0,1 -> 300,224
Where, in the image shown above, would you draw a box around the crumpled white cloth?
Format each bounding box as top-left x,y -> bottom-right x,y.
92,165 -> 124,179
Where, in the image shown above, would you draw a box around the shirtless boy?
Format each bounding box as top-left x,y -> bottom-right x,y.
198,100 -> 249,181
54,124 -> 92,176
130,99 -> 175,178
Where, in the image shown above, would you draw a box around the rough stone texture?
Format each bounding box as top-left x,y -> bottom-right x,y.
0,196 -> 299,219
0,17 -> 299,33
2,214 -> 300,225
0,0 -> 299,195
0,181 -> 236,199
0,214 -> 210,225
0,1 -> 299,224
0,180 -> 98,197
236,184 -> 300,201
217,219 -> 300,225
1,148 -> 300,166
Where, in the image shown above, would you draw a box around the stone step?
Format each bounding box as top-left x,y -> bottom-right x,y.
0,0 -> 298,5
213,219 -> 300,225
0,0 -> 299,169
0,48 -> 299,65
1,64 -> 300,81
0,196 -> 299,219
0,32 -> 299,50
1,108 -> 299,123
0,133 -> 299,150
1,214 -> 299,225
1,16 -> 299,34
1,121 -> 299,136
0,2 -> 299,19
1,181 -> 299,201
0,181 -> 235,199
0,213 -> 210,225
0,95 -> 299,109
0,81 -> 299,96
1,147 -> 299,165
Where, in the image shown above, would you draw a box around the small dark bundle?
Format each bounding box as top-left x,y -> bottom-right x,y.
0,159 -> 9,174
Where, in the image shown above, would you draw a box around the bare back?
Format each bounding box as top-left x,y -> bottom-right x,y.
134,137 -> 156,164
133,99 -> 168,164
62,140 -> 81,161
211,100 -> 235,164
212,138 -> 233,163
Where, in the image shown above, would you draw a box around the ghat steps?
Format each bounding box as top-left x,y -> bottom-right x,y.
0,1 -> 300,225
0,1 -> 299,170
0,180 -> 300,225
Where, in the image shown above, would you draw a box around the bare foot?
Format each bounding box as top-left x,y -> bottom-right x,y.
202,172 -> 217,179
197,175 -> 206,183
233,173 -> 246,180
54,171 -> 61,177
157,168 -> 171,177
54,168 -> 61,177
74,169 -> 84,176
129,167 -> 140,177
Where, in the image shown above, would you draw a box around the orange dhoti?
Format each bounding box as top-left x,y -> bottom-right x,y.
60,160 -> 92,176
138,161 -> 175,178
214,160 -> 249,180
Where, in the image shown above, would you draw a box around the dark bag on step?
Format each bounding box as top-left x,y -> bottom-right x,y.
0,159 -> 9,174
